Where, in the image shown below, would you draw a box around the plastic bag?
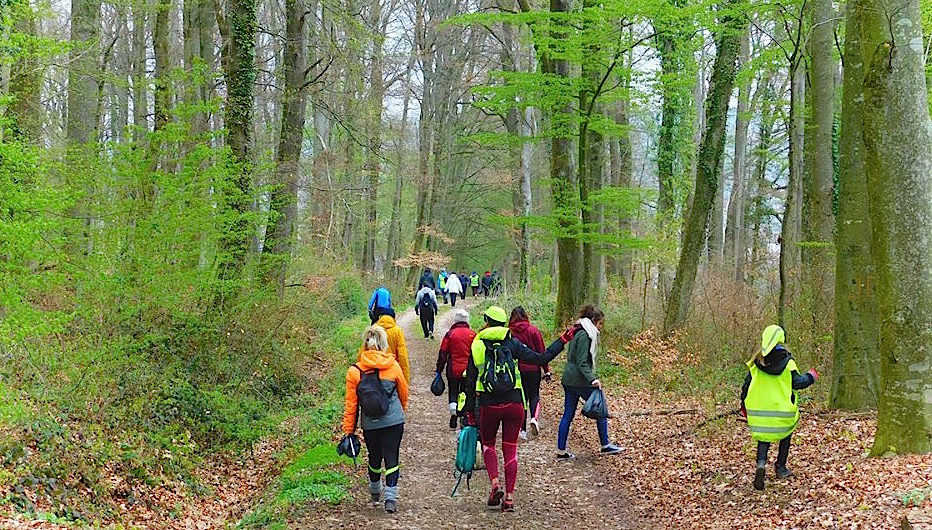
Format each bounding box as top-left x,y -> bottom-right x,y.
582,388 -> 609,419
430,372 -> 446,397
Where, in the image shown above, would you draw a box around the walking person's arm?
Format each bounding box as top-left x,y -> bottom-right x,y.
397,332 -> 410,384
342,367 -> 360,434
393,363 -> 410,410
436,333 -> 451,376
464,349 -> 479,424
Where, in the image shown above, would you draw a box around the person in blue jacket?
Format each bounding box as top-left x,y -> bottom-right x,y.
368,286 -> 393,324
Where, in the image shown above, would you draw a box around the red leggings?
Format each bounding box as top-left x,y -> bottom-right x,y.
479,402 -> 524,494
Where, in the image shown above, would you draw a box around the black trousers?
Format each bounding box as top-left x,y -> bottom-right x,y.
448,376 -> 466,406
756,435 -> 791,468
419,310 -> 435,337
450,292 -> 458,307
521,370 -> 542,431
364,423 -> 404,487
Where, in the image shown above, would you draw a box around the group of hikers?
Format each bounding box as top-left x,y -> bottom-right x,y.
344,277 -> 819,514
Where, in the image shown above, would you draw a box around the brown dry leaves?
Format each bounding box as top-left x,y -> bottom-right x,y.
543,384 -> 932,530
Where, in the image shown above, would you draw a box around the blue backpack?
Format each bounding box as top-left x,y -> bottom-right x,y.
451,425 -> 478,497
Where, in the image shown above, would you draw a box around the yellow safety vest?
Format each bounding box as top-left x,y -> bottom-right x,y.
745,358 -> 800,442
470,274 -> 480,287
471,326 -> 523,393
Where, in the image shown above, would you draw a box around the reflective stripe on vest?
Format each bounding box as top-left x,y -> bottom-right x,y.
471,326 -> 522,393
744,358 -> 799,443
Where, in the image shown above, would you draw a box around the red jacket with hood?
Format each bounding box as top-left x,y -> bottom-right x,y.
510,318 -> 548,373
436,321 -> 476,379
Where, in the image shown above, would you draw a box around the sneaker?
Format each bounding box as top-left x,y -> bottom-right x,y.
518,430 -> 528,442
556,451 -> 576,462
753,464 -> 766,490
775,466 -> 793,479
529,418 -> 539,437
487,486 -> 504,507
384,499 -> 397,513
501,499 -> 515,512
370,492 -> 381,504
449,415 -> 458,429
600,443 -> 624,455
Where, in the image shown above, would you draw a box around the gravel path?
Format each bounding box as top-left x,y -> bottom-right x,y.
297,299 -> 640,529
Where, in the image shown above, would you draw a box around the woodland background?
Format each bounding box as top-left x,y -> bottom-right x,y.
0,0 -> 930,524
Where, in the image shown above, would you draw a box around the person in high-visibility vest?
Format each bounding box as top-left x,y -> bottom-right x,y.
463,306 -> 567,512
469,272 -> 480,297
740,325 -> 819,490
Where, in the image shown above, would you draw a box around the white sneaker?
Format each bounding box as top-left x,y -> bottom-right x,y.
529,418 -> 539,437
518,430 -> 528,442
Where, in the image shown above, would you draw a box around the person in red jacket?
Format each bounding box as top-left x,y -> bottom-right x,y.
435,309 -> 477,429
509,306 -> 550,440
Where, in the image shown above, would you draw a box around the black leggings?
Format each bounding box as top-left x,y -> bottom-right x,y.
450,292 -> 458,307
521,370 -> 542,430
756,435 -> 791,468
364,424 -> 404,487
448,376 -> 466,406
419,310 -> 435,338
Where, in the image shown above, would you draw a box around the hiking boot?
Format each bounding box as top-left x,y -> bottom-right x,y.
501,499 -> 515,512
369,481 -> 382,504
518,430 -> 528,442
775,466 -> 793,479
370,491 -> 381,503
600,443 -> 624,455
449,415 -> 458,429
487,486 -> 504,507
529,418 -> 539,438
384,499 -> 397,513
556,451 -> 576,462
753,463 -> 766,490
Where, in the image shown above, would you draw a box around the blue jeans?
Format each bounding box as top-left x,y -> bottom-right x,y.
557,385 -> 609,450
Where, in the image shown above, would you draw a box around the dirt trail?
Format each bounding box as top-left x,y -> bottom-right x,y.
297,300 -> 639,529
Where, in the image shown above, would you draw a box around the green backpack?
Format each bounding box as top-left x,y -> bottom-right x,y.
451,425 -> 478,497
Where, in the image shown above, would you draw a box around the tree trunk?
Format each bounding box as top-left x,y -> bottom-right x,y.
518,105 -> 535,291
132,2 -> 147,146
708,155 -> 725,264
831,0 -> 880,410
801,0 -> 836,345
778,59 -> 805,327
8,1 -> 41,143
262,0 -> 308,294
386,40 -> 417,280
724,30 -> 750,277
153,0 -> 171,132
579,21 -> 604,305
549,0 -> 581,326
662,9 -> 742,334
656,35 -> 677,298
361,0 -> 385,273
858,0 -> 932,455
217,0 -> 257,281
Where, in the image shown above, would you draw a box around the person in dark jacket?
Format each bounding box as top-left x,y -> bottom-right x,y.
464,306 -> 566,512
740,325 -> 818,490
481,271 -> 492,298
415,284 -> 438,339
458,272 -> 470,299
556,305 -> 623,460
435,309 -> 476,429
508,306 -> 550,440
419,268 -> 436,291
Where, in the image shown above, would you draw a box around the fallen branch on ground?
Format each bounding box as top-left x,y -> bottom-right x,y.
678,407 -> 741,436
624,408 -> 700,417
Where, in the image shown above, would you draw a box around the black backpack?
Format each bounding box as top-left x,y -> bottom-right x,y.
354,365 -> 394,418
480,336 -> 518,396
420,293 -> 433,311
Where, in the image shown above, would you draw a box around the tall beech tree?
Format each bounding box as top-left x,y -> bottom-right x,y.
663,3 -> 743,334
856,0 -> 932,454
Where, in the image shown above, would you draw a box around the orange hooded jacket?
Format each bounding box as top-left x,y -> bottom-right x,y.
343,349 -> 409,434
357,315 -> 409,383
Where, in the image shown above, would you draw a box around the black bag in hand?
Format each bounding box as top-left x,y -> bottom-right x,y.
430,372 -> 446,396
582,388 -> 609,419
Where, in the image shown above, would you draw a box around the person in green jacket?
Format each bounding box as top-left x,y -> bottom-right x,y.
556,305 -> 623,460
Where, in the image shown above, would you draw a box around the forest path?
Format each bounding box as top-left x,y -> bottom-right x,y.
296,298 -> 640,529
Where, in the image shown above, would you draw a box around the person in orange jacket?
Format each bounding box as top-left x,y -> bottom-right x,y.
343,325 -> 409,513
359,308 -> 410,383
